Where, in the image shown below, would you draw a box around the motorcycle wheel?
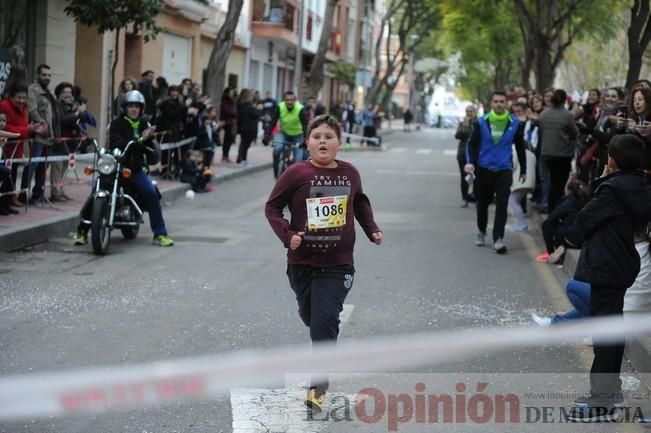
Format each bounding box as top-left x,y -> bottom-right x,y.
91,197 -> 111,255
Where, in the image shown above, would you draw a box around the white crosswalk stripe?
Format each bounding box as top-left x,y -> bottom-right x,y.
415,148 -> 432,155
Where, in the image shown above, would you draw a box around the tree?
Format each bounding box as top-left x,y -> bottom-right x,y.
332,60 -> 357,93
512,0 -> 616,91
205,0 -> 244,113
64,0 -> 163,107
625,0 -> 651,90
305,0 -> 339,99
367,0 -> 440,107
441,0 -> 522,101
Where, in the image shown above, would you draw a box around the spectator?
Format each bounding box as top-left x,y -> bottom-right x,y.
508,142 -> 536,232
342,101 -> 356,145
538,88 -> 578,211
26,64 -> 61,204
403,107 -> 413,132
138,70 -> 156,119
51,81 -> 87,201
362,105 -> 378,146
576,89 -> 602,182
154,76 -> 169,104
536,177 -> 588,263
625,86 -> 651,171
525,94 -> 549,212
567,134 -> 651,421
195,105 -> 220,168
261,91 -> 277,146
236,89 -> 261,167
543,88 -> 554,108
220,87 -> 238,163
157,85 -> 185,142
113,78 -> 138,119
591,87 -> 627,178
0,83 -> 46,206
179,149 -> 213,193
0,109 -> 20,215
454,104 -> 477,207
0,63 -> 27,100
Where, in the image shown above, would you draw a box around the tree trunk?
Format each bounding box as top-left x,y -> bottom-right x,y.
205,0 -> 244,114
520,47 -> 534,89
305,0 -> 339,99
533,37 -> 555,91
625,0 -> 651,90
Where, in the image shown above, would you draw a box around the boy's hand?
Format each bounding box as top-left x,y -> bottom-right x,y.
464,164 -> 475,174
519,174 -> 527,183
290,232 -> 305,250
371,232 -> 383,245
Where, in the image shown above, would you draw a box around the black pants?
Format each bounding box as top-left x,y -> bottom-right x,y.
237,131 -> 256,163
457,159 -> 473,202
589,284 -> 626,404
287,264 -> 355,395
222,126 -> 236,159
363,125 -> 376,145
476,168 -> 512,241
541,219 -> 565,253
545,157 -> 572,212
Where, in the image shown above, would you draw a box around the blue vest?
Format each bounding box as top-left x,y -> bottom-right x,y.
477,114 -> 520,171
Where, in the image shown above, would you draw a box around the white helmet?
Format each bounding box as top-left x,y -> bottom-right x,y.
122,90 -> 145,110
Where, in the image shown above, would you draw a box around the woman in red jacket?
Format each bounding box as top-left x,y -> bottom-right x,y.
0,83 -> 46,206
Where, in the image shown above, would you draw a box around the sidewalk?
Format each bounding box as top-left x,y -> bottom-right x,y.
0,128 -> 393,252
0,144 -> 273,252
527,209 -> 651,382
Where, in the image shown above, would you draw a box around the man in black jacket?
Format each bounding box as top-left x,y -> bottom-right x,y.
568,134 -> 651,422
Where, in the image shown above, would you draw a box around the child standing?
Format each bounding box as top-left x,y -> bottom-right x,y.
265,114 -> 383,413
568,134 -> 651,422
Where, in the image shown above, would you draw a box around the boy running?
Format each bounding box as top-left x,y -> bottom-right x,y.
265,114 -> 383,413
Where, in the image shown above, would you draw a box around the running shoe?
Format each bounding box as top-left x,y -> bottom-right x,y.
305,388 -> 326,413
536,252 -> 550,262
73,232 -> 88,246
494,238 -> 507,254
153,235 -> 174,246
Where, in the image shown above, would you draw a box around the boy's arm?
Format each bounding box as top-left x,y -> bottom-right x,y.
353,176 -> 381,241
265,172 -> 298,248
574,185 -> 615,240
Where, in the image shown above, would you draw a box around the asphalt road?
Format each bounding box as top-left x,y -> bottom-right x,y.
0,129 -> 646,433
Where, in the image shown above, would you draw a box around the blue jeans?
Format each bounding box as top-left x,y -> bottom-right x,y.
551,279 -> 591,323
272,132 -> 306,177
130,171 -> 168,236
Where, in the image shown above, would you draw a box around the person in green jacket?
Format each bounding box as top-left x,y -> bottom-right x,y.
269,90 -> 309,178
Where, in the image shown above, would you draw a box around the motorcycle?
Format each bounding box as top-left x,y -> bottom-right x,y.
81,140 -> 147,255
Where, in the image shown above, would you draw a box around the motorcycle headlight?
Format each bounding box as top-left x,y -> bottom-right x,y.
97,154 -> 117,175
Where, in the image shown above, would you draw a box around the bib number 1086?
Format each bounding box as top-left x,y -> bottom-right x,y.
314,203 -> 345,217
306,195 -> 348,229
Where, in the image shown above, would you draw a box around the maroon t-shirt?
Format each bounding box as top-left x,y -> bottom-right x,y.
265,160 -> 381,266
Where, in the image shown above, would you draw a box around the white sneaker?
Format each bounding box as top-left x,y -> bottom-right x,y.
531,313 -> 552,327
475,232 -> 486,246
493,238 -> 507,254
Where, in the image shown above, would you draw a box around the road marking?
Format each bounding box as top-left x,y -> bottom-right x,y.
231,305 -> 355,432
388,147 -> 406,153
415,148 -> 432,155
443,149 -> 457,156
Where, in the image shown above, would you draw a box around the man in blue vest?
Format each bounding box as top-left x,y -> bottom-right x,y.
269,90 -> 309,178
464,91 -> 527,254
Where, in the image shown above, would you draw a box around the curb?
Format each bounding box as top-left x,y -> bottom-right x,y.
528,209 -> 651,375
0,162 -> 273,252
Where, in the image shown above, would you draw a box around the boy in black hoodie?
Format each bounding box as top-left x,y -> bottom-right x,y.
568,134 -> 651,422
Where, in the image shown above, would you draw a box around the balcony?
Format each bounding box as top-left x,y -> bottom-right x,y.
252,0 -> 298,45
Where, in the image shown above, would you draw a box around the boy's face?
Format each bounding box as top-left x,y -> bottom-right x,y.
0,114 -> 6,130
307,124 -> 341,167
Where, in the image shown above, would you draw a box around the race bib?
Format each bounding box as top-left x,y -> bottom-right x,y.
306,195 -> 348,229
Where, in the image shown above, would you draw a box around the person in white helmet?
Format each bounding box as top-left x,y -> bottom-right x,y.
74,90 -> 174,247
